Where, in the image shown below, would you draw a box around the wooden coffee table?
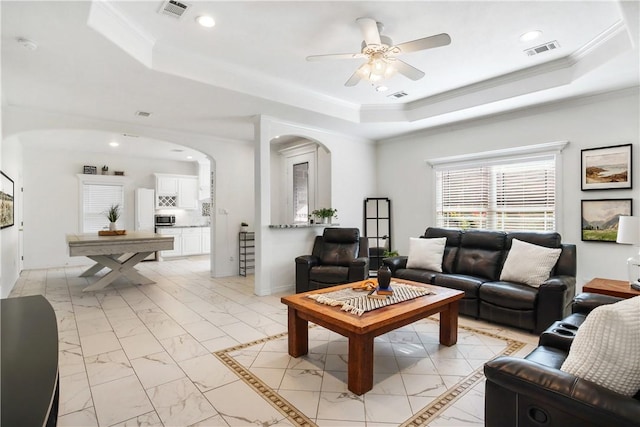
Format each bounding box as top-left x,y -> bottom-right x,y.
281,279 -> 464,395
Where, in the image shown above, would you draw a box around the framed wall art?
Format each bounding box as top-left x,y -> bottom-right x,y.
581,144 -> 632,190
581,198 -> 632,242
1,171 -> 15,229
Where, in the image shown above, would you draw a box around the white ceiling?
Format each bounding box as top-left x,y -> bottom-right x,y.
1,1 -> 639,160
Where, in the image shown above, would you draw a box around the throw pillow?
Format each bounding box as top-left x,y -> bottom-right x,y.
499,238 -> 561,287
561,296 -> 640,396
406,237 -> 447,272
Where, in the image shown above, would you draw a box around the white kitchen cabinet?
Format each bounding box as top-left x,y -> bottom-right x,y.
156,176 -> 178,195
198,160 -> 211,200
201,227 -> 211,254
181,228 -> 202,255
178,177 -> 198,209
157,228 -> 182,258
157,226 -> 210,258
155,174 -> 198,209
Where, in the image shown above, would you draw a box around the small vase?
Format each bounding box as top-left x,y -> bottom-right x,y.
377,265 -> 392,290
109,222 -> 117,231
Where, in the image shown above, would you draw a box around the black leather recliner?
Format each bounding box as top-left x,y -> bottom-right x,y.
484,293 -> 640,427
295,228 -> 369,293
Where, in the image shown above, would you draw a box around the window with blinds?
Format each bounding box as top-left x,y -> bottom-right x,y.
82,183 -> 124,232
435,155 -> 556,232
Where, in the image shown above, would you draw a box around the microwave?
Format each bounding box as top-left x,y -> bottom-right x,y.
155,215 -> 176,226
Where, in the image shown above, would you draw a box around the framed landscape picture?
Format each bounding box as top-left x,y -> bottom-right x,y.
581,199 -> 632,242
581,144 -> 632,190
1,171 -> 14,229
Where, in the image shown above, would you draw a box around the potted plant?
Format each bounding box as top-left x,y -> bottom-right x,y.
240,222 -> 249,232
311,208 -> 338,224
106,204 -> 121,231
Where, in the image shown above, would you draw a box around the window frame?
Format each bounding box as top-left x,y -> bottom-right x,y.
428,141 -> 567,233
77,174 -> 129,233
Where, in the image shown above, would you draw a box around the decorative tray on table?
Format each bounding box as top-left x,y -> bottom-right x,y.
98,230 -> 127,236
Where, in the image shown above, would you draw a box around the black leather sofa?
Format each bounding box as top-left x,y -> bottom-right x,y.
383,227 -> 576,333
484,293 -> 640,427
295,228 -> 369,293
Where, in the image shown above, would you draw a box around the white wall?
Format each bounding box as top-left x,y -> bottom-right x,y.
255,116 -> 377,295
1,136 -> 22,298
3,107 -> 254,280
20,142 -> 196,269
377,88 -> 640,292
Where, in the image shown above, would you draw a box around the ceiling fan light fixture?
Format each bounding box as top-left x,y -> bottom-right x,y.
359,56 -> 396,83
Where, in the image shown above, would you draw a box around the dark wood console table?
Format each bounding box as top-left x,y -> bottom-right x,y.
1,295 -> 59,426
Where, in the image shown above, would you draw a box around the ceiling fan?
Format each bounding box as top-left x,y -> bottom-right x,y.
307,17 -> 451,87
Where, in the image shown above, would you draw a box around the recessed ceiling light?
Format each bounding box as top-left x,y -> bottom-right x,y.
196,15 -> 215,28
186,155 -> 193,159
109,141 -> 119,147
520,30 -> 542,42
375,85 -> 389,92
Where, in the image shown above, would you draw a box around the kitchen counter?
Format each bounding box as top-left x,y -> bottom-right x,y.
269,223 -> 339,229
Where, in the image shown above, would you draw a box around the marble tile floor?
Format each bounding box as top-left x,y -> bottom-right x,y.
9,257 -> 538,426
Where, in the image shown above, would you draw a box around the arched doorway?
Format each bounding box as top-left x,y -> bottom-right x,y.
6,129 -> 216,274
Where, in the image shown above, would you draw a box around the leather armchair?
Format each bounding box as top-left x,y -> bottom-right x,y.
484,293 -> 640,427
295,228 -> 369,293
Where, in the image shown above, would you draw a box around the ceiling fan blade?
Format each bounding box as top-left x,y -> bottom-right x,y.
393,59 -> 425,81
345,64 -> 365,86
395,33 -> 451,53
306,53 -> 366,61
356,17 -> 381,45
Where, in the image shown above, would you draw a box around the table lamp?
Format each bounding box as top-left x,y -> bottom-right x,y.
616,215 -> 640,291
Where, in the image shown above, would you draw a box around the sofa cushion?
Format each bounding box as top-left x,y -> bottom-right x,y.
479,281 -> 538,310
394,268 -> 435,285
525,345 -> 568,370
561,296 -> 640,397
310,265 -> 349,284
424,228 -> 463,273
455,230 -> 506,280
499,239 -> 562,287
406,237 -> 446,271
433,274 -> 484,298
506,231 -> 562,249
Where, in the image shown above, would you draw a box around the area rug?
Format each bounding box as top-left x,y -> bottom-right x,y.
214,319 -> 529,426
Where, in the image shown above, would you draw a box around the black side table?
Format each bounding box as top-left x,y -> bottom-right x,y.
1,295 -> 59,427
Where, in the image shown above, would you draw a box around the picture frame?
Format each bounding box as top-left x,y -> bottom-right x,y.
581,144 -> 632,190
581,198 -> 632,242
83,165 -> 97,175
1,171 -> 15,229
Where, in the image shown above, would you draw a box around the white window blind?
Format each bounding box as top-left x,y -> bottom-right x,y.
435,155 -> 556,232
82,183 -> 124,232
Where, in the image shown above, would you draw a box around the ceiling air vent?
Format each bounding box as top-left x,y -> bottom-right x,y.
525,41 -> 560,56
159,0 -> 191,19
135,111 -> 152,118
388,91 -> 408,99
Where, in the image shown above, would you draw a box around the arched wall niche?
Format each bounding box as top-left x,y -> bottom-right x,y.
269,134 -> 331,226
